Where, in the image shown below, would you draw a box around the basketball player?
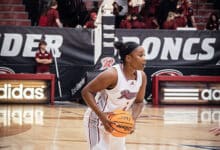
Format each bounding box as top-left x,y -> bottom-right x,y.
82,41 -> 147,150
35,40 -> 52,74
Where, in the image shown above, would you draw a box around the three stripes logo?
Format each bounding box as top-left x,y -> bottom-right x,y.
163,88 -> 220,101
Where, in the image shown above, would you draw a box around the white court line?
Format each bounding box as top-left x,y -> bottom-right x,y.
52,107 -> 62,150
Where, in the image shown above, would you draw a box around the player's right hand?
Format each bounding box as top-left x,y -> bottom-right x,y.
99,112 -> 115,133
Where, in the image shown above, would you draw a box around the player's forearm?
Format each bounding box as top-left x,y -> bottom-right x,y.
81,89 -> 104,118
56,19 -> 63,28
44,59 -> 52,64
38,59 -> 52,64
131,101 -> 144,121
36,58 -> 45,64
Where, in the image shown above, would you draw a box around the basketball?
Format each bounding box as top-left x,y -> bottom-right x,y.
108,110 -> 134,137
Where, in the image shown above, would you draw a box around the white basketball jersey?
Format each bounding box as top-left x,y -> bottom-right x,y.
94,64 -> 142,113
84,64 -> 142,149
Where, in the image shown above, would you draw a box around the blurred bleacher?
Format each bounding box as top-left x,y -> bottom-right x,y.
192,0 -> 219,29
0,0 -> 31,26
0,0 -> 219,29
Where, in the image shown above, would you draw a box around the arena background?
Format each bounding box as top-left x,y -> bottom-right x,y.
0,26 -> 220,102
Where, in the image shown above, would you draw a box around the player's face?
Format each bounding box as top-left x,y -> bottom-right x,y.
40,44 -> 47,52
129,46 -> 146,70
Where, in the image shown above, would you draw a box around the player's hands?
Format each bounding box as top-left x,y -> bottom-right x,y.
209,127 -> 220,136
99,112 -> 115,133
42,59 -> 52,64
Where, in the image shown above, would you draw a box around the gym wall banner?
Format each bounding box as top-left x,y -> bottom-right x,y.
115,29 -> 220,99
115,29 -> 220,67
1,26 -> 220,101
0,26 -> 94,66
0,26 -> 94,100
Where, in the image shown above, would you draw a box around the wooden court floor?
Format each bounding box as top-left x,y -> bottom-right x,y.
0,102 -> 220,150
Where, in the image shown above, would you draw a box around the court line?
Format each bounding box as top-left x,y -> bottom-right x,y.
52,107 -> 62,150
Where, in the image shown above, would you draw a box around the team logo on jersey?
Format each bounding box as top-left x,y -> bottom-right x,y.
118,90 -> 137,100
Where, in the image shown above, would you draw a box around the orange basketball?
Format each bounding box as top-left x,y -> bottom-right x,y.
108,110 -> 134,137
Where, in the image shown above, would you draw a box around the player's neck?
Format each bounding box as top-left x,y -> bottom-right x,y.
121,64 -> 136,80
40,50 -> 46,53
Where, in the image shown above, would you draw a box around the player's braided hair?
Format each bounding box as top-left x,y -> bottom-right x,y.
114,41 -> 139,62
